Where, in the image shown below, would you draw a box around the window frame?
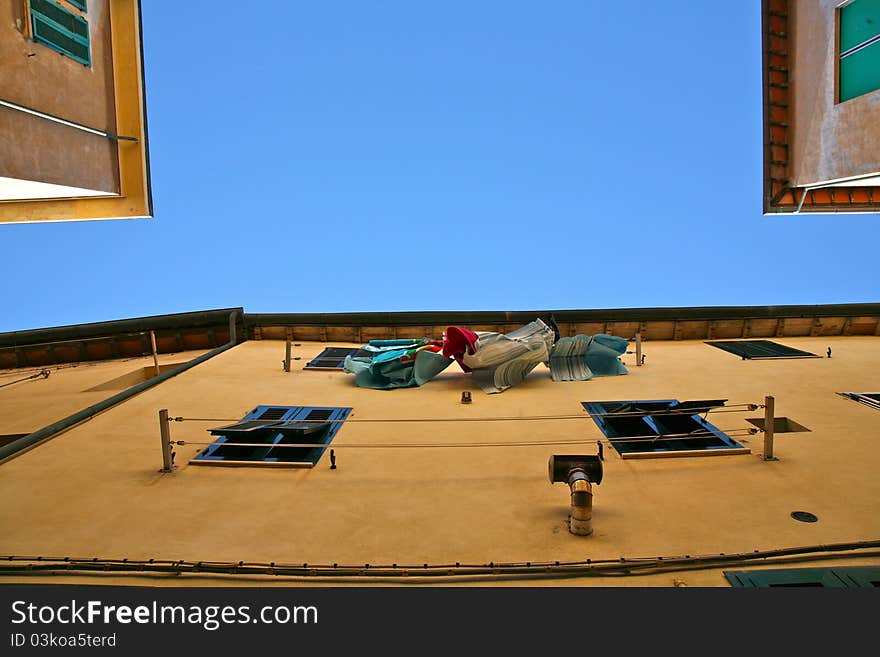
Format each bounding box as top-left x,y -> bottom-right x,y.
28,0 -> 91,67
190,405 -> 351,468
582,399 -> 750,459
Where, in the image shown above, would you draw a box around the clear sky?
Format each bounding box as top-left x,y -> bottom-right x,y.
1,1 -> 878,333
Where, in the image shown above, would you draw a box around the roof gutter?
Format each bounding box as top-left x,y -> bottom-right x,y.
0,311 -> 242,465
0,307 -> 243,349
245,303 -> 880,328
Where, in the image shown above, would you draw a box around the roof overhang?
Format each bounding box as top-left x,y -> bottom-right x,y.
1,304 -> 877,370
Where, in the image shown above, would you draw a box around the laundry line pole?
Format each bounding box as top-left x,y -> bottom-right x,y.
158,409 -> 174,472
762,395 -> 777,461
149,331 -> 160,377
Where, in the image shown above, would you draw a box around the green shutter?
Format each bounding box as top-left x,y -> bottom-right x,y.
840,0 -> 880,53
725,569 -> 849,588
835,567 -> 880,587
67,0 -> 87,11
840,0 -> 880,101
725,567 -> 880,588
841,41 -> 880,101
29,0 -> 91,67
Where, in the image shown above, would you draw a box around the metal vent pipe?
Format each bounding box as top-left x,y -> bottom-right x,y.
549,451 -> 603,536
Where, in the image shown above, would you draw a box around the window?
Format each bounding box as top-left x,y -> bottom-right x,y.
725,567 -> 880,588
582,399 -> 749,458
191,405 -> 351,467
838,392 -> 880,411
706,340 -> 819,360
29,0 -> 90,66
840,0 -> 880,102
305,347 -> 372,370
67,0 -> 87,10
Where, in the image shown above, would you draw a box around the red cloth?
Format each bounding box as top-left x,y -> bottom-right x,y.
442,326 -> 479,372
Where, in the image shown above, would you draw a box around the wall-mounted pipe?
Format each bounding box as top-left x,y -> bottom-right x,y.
0,312 -> 242,464
568,471 -> 594,536
0,97 -> 139,142
549,452 -> 603,536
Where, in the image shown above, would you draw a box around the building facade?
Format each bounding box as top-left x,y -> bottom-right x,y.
763,0 -> 880,213
0,0 -> 151,222
0,305 -> 878,587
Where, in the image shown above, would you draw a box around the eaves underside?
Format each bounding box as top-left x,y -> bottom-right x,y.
1,304 -> 878,370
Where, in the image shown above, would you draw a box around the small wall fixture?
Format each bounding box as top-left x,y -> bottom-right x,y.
791,511 -> 818,523
549,449 -> 603,536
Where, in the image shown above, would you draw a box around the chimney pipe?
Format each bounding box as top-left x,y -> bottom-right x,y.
549,452 -> 603,536
567,470 -> 594,536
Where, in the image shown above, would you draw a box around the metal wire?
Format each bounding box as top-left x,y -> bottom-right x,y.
0,353 -> 156,378
174,428 -> 757,450
0,369 -> 50,390
171,403 -> 759,425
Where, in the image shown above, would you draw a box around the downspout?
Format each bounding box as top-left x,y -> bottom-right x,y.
0,312 -> 241,464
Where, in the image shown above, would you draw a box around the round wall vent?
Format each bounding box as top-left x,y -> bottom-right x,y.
791,511 -> 818,523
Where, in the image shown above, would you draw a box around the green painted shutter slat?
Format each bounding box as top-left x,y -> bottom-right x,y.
841,0 -> 880,52
29,0 -> 90,66
67,0 -> 87,11
840,41 -> 880,101
725,567 -> 880,588
724,568 -> 850,588
31,0 -> 88,38
833,567 -> 880,587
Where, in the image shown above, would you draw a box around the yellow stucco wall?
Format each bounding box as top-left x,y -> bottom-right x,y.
0,349 -> 208,435
0,337 -> 878,586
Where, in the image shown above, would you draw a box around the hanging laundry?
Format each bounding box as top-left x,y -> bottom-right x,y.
343,338 -> 452,390
455,319 -> 556,394
441,326 -> 480,372
342,319 -> 630,393
549,333 -> 629,381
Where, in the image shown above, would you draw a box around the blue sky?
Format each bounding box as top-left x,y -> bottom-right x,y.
1,1 -> 878,332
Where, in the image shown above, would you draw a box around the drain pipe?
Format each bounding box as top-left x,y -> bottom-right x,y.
549,449 -> 604,536
0,312 -> 241,464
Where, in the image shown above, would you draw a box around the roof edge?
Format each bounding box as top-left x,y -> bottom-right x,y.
0,308 -> 244,349
245,303 -> 880,327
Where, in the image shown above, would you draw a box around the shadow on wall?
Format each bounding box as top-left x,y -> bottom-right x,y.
84,363 -> 187,392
